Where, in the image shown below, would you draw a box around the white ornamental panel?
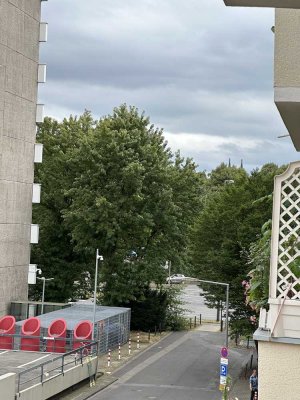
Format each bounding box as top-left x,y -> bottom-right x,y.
270,162 -> 300,300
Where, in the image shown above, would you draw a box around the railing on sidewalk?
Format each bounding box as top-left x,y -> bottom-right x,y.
16,341 -> 98,394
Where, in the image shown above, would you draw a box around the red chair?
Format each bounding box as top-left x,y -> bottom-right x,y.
73,320 -> 92,350
20,317 -> 41,352
46,319 -> 67,353
0,316 -> 15,350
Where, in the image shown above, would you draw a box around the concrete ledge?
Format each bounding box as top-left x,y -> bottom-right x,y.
0,373 -> 15,400
254,328 -> 300,345
18,357 -> 98,400
224,0 -> 300,8
274,88 -> 300,150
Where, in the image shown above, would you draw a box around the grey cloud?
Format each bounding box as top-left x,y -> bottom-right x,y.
41,0 -> 274,93
39,0 -> 296,171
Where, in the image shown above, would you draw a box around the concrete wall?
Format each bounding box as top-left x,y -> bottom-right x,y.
0,373 -> 15,400
258,341 -> 300,399
275,9 -> 300,88
18,358 -> 98,400
0,0 -> 41,314
274,9 -> 300,150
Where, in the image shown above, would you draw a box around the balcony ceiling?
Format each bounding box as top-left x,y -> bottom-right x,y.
275,89 -> 300,151
224,0 -> 300,8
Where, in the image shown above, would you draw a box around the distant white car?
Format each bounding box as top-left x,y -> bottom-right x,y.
166,274 -> 186,284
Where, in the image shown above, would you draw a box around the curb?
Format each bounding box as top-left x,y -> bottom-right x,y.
107,331 -> 173,375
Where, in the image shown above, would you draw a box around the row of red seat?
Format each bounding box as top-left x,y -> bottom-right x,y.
0,315 -> 93,353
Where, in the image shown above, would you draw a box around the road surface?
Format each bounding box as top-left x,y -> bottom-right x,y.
91,330 -> 249,400
180,284 -> 218,320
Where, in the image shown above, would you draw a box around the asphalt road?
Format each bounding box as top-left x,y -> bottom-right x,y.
90,330 -> 249,400
180,284 -> 218,320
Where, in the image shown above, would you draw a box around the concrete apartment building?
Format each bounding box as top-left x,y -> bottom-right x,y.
222,1 -> 300,399
0,0 -> 46,315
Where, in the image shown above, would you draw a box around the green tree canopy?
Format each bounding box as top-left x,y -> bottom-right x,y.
189,163 -> 285,332
32,105 -> 203,305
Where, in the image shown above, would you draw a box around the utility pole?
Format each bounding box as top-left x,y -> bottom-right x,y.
92,249 -> 103,340
37,277 -> 54,315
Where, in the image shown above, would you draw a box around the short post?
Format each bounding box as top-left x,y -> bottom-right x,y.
137,332 -> 140,349
250,354 -> 253,369
74,351 -> 78,366
107,349 -> 111,367
190,318 -> 192,329
220,319 -> 223,332
194,316 -> 197,328
244,362 -> 248,379
199,314 -> 202,325
154,326 -> 157,336
118,343 -> 121,360
247,336 -> 250,349
128,338 -> 131,355
148,330 -> 151,342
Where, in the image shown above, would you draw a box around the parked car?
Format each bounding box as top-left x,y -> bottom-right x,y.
166,274 -> 186,284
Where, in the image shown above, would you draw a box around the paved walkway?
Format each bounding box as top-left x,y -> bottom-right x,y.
231,377 -> 251,400
196,322 -> 221,332
230,349 -> 257,400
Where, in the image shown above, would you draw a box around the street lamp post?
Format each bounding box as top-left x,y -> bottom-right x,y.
37,277 -> 54,315
92,249 -> 103,340
197,279 -> 230,348
164,261 -> 171,287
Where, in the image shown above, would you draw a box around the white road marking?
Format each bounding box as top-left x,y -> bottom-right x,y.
17,354 -> 50,368
123,383 -> 215,392
0,350 -> 10,355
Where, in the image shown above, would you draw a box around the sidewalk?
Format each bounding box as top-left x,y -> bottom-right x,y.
196,322 -> 220,332
231,376 -> 251,400
230,350 -> 257,400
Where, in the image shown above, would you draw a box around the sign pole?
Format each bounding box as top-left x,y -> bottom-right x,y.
225,284 -> 229,348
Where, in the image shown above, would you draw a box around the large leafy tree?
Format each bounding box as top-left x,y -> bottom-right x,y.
31,105 -> 202,306
63,105 -> 202,304
190,163 -> 285,333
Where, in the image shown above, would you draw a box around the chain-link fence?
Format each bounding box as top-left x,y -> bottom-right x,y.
12,304 -> 131,354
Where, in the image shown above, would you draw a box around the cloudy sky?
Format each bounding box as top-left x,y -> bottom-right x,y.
39,0 -> 298,172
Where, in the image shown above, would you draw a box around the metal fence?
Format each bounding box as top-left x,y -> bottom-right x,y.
17,342 -> 98,394
13,304 -> 131,354
95,308 -> 130,353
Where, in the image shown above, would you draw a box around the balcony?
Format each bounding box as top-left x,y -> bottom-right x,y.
265,162 -> 300,339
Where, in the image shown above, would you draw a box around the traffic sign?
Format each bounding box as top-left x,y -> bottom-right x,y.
220,364 -> 228,377
221,347 -> 228,358
220,376 -> 227,385
220,357 -> 228,365
219,383 -> 226,391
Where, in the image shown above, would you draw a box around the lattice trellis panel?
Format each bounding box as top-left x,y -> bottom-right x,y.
272,163 -> 300,299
